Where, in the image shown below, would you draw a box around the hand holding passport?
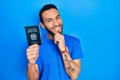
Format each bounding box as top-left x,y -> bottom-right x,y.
25,25 -> 42,46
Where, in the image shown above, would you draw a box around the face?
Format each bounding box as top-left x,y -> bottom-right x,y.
41,9 -> 63,36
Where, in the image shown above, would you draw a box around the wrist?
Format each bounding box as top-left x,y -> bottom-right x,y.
60,47 -> 68,54
28,62 -> 36,66
28,63 -> 38,72
28,59 -> 36,65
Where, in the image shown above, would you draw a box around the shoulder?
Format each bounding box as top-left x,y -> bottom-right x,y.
63,34 -> 80,42
63,34 -> 81,47
63,34 -> 83,59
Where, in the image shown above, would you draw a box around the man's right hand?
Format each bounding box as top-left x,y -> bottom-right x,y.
26,44 -> 39,65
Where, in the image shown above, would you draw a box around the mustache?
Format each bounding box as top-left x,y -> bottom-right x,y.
51,24 -> 62,29
45,24 -> 63,36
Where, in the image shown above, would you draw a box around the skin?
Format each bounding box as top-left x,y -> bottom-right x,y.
26,9 -> 81,80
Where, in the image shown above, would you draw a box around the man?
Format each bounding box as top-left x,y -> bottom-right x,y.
26,4 -> 83,80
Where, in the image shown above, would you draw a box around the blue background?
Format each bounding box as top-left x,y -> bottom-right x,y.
0,0 -> 120,80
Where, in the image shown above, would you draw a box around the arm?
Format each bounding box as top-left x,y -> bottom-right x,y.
61,48 -> 80,80
27,63 -> 39,80
26,44 -> 39,80
54,33 -> 81,80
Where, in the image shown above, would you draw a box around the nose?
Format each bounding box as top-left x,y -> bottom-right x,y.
53,19 -> 59,26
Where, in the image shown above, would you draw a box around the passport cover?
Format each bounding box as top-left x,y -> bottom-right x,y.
25,25 -> 42,46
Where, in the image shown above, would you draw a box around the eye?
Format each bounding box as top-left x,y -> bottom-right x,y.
46,18 -> 52,23
56,15 -> 61,19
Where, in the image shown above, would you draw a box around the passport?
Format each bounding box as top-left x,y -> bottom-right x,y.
25,25 -> 42,46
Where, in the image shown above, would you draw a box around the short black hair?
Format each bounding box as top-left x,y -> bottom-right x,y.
39,4 -> 58,23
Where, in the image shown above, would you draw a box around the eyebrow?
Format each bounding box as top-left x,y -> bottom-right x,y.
44,14 -> 60,21
44,18 -> 52,22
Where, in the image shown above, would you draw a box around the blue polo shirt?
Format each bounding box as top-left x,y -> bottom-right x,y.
36,32 -> 83,80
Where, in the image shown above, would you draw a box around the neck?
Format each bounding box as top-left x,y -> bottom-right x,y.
47,33 -> 54,40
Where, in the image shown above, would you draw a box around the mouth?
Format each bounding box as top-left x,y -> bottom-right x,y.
54,26 -> 60,32
50,24 -> 63,34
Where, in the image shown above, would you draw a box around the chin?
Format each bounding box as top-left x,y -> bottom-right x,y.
58,31 -> 62,34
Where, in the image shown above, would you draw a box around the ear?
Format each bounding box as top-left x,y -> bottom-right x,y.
40,22 -> 45,29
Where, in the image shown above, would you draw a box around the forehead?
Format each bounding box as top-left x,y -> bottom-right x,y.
42,9 -> 59,19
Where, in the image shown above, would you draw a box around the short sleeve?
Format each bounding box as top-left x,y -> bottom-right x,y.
71,38 -> 83,60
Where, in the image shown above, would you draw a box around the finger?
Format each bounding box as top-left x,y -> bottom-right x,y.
27,50 -> 39,56
26,46 -> 39,54
54,34 -> 57,44
29,44 -> 39,48
54,33 -> 63,40
27,53 -> 37,60
54,33 -> 59,44
27,49 -> 39,54
54,40 -> 57,44
27,48 -> 39,53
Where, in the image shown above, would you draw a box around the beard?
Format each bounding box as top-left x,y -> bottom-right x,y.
45,25 -> 63,36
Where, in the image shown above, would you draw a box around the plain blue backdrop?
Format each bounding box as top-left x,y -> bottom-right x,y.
0,0 -> 120,80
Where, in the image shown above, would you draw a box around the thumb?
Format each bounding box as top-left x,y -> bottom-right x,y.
54,40 -> 57,44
